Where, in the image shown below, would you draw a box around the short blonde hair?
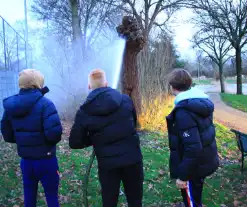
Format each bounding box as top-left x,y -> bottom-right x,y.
19,69 -> 44,89
88,69 -> 107,89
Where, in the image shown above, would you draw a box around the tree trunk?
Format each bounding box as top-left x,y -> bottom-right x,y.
116,16 -> 145,116
70,0 -> 82,42
218,62 -> 225,93
122,48 -> 141,115
236,46 -> 242,95
70,0 -> 83,61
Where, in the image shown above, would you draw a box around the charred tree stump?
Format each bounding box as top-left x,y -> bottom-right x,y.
116,16 -> 145,115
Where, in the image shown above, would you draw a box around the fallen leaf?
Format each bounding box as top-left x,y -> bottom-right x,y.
148,183 -> 153,190
158,169 -> 165,176
234,200 -> 242,207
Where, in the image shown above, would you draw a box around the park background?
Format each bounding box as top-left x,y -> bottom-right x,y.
0,0 -> 247,206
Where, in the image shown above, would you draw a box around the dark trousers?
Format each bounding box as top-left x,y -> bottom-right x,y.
20,156 -> 60,207
98,163 -> 144,207
181,178 -> 204,207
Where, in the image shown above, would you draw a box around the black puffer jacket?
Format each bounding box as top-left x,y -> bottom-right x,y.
69,87 -> 142,169
167,98 -> 219,181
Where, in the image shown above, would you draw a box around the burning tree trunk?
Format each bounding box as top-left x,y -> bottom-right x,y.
116,16 -> 145,115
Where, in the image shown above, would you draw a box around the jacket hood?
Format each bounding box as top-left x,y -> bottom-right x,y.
83,87 -> 122,116
174,87 -> 209,105
177,98 -> 214,118
174,88 -> 214,117
3,89 -> 43,117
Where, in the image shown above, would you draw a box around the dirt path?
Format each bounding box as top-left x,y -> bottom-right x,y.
209,93 -> 247,134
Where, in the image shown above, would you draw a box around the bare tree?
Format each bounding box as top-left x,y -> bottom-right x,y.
32,1 -> 72,35
195,50 -> 203,80
192,28 -> 232,93
106,0 -> 187,41
0,34 -> 16,69
139,34 -> 175,103
190,0 -> 247,94
0,21 -> 26,71
32,0 -> 122,56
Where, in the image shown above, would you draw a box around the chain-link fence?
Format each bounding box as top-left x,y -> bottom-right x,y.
0,15 -> 32,71
0,15 -> 32,129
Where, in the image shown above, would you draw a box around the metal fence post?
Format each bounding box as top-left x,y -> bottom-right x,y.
0,15 -> 32,71
16,34 -> 20,72
2,18 -> 7,70
24,0 -> 28,68
29,46 -> 33,68
24,40 -> 27,68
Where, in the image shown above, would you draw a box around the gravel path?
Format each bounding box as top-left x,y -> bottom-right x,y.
195,83 -> 247,133
209,93 -> 247,133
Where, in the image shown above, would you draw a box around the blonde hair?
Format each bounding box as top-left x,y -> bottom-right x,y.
88,69 -> 107,89
19,69 -> 44,89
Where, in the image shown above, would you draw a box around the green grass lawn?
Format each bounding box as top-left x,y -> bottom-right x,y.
0,124 -> 246,207
226,79 -> 247,84
221,93 -> 247,112
193,79 -> 212,85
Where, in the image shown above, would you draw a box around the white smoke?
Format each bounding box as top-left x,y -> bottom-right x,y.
31,29 -> 126,119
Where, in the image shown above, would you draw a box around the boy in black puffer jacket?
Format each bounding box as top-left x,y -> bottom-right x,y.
166,69 -> 219,207
1,69 -> 62,207
69,69 -> 143,207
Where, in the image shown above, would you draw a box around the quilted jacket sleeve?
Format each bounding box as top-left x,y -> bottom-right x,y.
1,111 -> 15,143
69,108 -> 92,149
175,109 -> 202,181
43,99 -> 62,145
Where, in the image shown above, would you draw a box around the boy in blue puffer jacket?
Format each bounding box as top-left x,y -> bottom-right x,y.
1,69 -> 62,207
166,69 -> 219,207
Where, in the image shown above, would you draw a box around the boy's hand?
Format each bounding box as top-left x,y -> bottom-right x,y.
176,179 -> 187,189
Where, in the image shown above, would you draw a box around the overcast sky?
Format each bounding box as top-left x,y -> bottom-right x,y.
0,0 -> 197,59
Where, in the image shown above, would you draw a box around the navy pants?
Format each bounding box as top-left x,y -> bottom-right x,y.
181,178 -> 204,207
20,156 -> 60,207
98,163 -> 144,207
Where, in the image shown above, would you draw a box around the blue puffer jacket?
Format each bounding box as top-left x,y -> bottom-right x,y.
69,87 -> 142,169
167,88 -> 219,181
1,88 -> 62,159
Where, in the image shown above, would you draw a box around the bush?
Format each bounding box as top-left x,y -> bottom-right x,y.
139,95 -> 174,132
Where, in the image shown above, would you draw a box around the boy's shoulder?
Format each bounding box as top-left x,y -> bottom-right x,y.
2,93 -> 18,103
175,98 -> 214,116
176,98 -> 214,107
121,93 -> 133,103
39,96 -> 56,108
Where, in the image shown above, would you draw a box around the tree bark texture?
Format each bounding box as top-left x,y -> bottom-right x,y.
122,49 -> 141,114
236,47 -> 243,95
69,0 -> 84,65
116,16 -> 145,115
218,63 -> 225,93
70,0 -> 82,42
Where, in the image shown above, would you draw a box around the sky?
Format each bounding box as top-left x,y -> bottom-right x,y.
0,0 -> 197,60
169,8 -> 197,59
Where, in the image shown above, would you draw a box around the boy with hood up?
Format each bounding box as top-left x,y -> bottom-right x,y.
166,69 -> 219,207
69,69 -> 143,207
1,69 -> 62,207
